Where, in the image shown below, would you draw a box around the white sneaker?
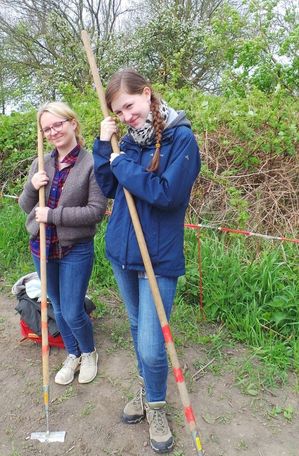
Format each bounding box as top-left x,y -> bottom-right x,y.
78,349 -> 98,384
55,355 -> 81,385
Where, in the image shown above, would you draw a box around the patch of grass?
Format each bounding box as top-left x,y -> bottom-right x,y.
52,385 -> 75,404
203,412 -> 233,425
268,404 -> 295,422
176,228 -> 298,385
9,450 -> 21,456
90,220 -> 116,293
235,439 -> 248,450
109,321 -> 130,349
293,377 -> 299,393
0,199 -> 32,287
80,401 -> 96,417
235,351 -> 289,393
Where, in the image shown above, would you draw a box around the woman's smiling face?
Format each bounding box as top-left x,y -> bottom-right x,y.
40,112 -> 77,151
111,87 -> 151,129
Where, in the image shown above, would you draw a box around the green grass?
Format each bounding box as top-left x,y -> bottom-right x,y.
52,385 -> 75,404
1,197 -> 298,390
175,229 -> 298,372
9,450 -> 21,456
0,199 -> 32,289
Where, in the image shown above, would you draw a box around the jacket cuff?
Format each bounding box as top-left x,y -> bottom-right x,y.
93,138 -> 113,158
47,208 -> 53,224
110,153 -> 125,167
25,180 -> 38,195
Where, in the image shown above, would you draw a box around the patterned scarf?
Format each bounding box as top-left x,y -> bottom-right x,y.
128,99 -> 169,146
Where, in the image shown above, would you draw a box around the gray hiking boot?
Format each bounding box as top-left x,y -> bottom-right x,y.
145,401 -> 174,453
122,377 -> 146,424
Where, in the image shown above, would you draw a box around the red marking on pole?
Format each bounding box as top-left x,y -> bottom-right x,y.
42,345 -> 49,354
173,367 -> 184,383
162,324 -> 173,343
40,300 -> 47,311
185,406 -> 196,424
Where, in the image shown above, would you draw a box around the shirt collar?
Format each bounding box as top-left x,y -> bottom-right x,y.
51,144 -> 81,164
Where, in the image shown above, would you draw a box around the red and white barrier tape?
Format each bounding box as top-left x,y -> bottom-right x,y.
185,223 -> 299,244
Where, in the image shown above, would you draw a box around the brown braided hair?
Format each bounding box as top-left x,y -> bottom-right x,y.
105,69 -> 165,172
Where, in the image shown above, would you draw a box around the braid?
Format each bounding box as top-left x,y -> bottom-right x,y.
147,95 -> 165,172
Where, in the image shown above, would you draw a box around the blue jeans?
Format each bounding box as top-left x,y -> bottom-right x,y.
32,241 -> 95,357
112,263 -> 178,402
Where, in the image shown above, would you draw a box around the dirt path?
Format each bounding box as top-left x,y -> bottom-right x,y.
0,291 -> 298,456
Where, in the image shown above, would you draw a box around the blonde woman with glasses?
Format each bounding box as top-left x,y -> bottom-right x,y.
19,101 -> 107,386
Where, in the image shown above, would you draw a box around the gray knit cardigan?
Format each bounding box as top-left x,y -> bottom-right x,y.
19,148 -> 107,246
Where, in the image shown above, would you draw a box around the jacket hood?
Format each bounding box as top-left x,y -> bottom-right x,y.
165,108 -> 191,130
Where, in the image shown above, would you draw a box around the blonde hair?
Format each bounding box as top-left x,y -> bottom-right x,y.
105,69 -> 164,172
38,101 -> 84,146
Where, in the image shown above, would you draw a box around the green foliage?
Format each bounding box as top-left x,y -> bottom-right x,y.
268,405 -> 295,421
1,85 -> 298,233
164,86 -> 299,158
176,229 -> 299,372
210,1 -> 299,96
59,83 -> 103,150
0,200 -> 32,286
89,220 -> 116,292
0,110 -> 36,195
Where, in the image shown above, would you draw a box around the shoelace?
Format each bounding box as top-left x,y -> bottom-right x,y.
133,387 -> 144,406
151,409 -> 167,434
64,356 -> 79,368
81,353 -> 95,367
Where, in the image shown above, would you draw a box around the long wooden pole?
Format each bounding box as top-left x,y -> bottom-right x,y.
37,117 -> 50,433
31,117 -> 66,443
81,30 -> 204,455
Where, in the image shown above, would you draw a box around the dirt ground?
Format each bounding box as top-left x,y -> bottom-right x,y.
0,290 -> 298,456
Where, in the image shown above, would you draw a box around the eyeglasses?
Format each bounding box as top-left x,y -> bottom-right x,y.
41,120 -> 69,136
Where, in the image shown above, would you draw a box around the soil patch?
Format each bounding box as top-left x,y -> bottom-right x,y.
0,291 -> 298,456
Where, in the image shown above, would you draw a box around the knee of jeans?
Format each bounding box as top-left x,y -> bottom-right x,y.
64,311 -> 88,329
53,309 -> 62,321
139,344 -> 166,369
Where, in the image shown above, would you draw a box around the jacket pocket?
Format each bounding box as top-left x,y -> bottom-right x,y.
128,205 -> 159,264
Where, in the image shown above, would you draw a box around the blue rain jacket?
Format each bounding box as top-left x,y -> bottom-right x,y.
93,112 -> 200,277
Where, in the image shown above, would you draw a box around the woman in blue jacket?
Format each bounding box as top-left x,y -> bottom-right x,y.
93,69 -> 200,454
